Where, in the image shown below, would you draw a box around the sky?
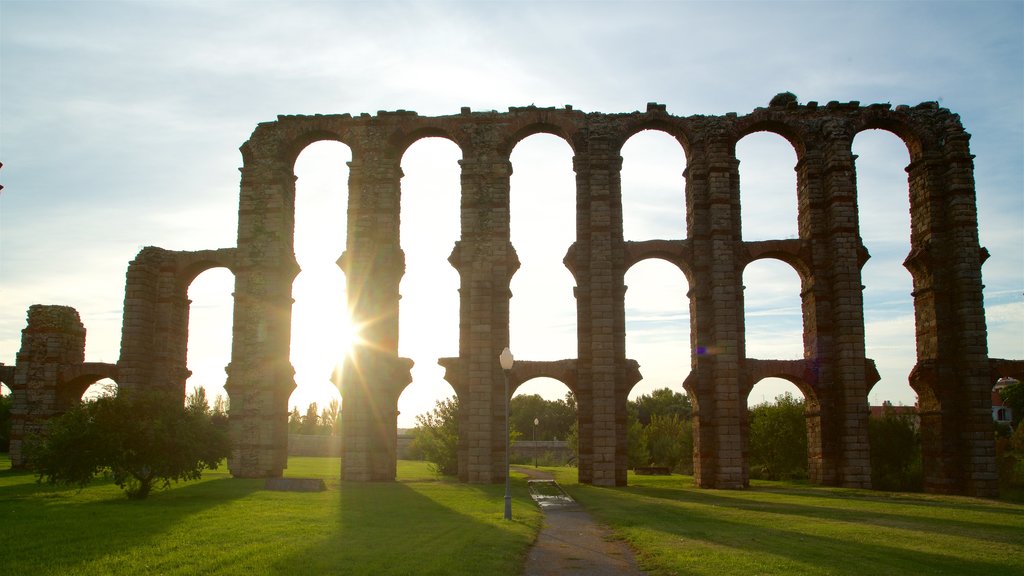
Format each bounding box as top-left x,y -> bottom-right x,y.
1,0 -> 1021,429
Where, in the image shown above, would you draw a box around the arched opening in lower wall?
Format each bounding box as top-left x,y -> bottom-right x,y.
511,377 -> 576,467
747,377 -> 809,482
624,259 -> 691,401
185,267 -> 233,411
81,378 -> 117,401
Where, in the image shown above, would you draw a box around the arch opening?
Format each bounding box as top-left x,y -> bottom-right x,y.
288,140 -> 351,418
621,129 -> 687,241
509,133 -> 576,366
511,377 -> 576,466
737,131 -> 798,241
747,378 -> 809,481
625,259 -> 691,401
185,267 -> 233,410
743,259 -> 803,361
854,129 -> 916,407
398,136 -> 461,429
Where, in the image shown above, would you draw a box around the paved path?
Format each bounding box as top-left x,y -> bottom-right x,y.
515,467 -> 646,576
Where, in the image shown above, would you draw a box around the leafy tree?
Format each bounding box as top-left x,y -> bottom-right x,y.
999,379 -> 1024,429
510,393 -> 576,441
288,406 -> 303,434
634,388 -> 691,426
869,406 -> 922,491
319,398 -> 340,436
0,393 -> 11,452
412,396 -> 460,476
626,415 -> 649,469
626,388 -> 694,472
747,392 -> 808,480
300,402 -> 320,435
27,391 -> 230,499
645,414 -> 692,473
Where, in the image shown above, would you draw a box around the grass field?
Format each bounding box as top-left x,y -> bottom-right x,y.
3,455 -> 1022,575
552,467 -> 1024,576
0,456 -> 542,575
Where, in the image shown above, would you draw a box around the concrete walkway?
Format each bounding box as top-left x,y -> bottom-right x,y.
515,467 -> 646,576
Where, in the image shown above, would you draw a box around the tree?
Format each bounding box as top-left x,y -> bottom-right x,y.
626,388 -> 694,472
27,391 -> 231,499
510,393 -> 576,441
300,402 -> 320,435
747,392 -> 808,480
0,393 -> 11,452
319,398 -> 340,436
412,396 -> 460,476
869,406 -> 922,491
633,388 -> 691,426
645,414 -> 692,473
999,379 -> 1024,429
288,406 -> 303,434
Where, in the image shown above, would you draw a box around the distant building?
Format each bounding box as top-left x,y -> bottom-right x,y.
993,379 -> 1016,426
869,401 -> 919,429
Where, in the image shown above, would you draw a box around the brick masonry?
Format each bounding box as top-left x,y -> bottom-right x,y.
6,95 -> 1016,497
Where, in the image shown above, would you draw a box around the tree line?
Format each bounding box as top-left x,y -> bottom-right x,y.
410,387 -> 933,491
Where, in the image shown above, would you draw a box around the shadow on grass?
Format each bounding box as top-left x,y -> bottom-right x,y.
269,476 -> 541,576
564,479 -> 1024,575
0,470 -> 262,575
617,482 -> 1024,547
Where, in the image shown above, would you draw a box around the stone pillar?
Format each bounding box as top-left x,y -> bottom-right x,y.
819,128 -> 871,488
9,305 -> 85,467
340,145 -> 413,481
685,121 -> 746,489
117,247 -> 192,398
794,146 -> 840,486
226,130 -> 299,478
446,149 -> 516,484
572,144 -> 629,487
906,118 -> 995,497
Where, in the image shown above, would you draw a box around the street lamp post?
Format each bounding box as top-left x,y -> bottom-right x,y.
499,347 -> 514,520
533,417 -> 539,468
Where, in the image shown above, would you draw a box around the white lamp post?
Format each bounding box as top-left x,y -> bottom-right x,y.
499,347 -> 514,520
533,417 -> 539,468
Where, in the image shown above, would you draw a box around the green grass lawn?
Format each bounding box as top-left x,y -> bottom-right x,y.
0,455 -> 542,575
552,467 -> 1024,576
4,455 -> 1022,576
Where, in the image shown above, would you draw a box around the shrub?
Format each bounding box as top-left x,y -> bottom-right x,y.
748,392 -> 808,480
869,407 -> 922,492
412,396 -> 460,476
27,390 -> 230,499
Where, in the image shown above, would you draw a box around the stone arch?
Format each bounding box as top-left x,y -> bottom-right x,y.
58,363 -> 119,410
617,107 -> 694,161
499,109 -> 581,158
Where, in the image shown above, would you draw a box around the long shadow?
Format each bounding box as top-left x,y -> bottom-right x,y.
564,482 -> 1024,575
269,477 -> 540,576
0,470 -> 262,575
611,482 -> 1024,547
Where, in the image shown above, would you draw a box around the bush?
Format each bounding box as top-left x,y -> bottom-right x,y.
412,396 -> 460,476
869,407 -> 923,492
748,392 -> 808,480
27,390 -> 230,499
0,393 -> 11,452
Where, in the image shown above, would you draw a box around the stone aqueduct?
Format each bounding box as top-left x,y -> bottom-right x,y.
4,95 -> 1020,498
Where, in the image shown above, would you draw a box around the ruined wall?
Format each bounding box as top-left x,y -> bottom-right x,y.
7,305 -> 117,467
